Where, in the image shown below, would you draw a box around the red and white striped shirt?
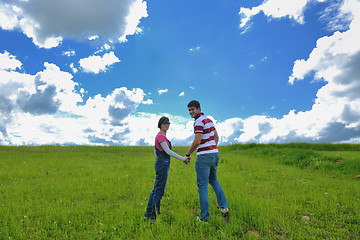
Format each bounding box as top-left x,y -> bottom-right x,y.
194,112 -> 218,155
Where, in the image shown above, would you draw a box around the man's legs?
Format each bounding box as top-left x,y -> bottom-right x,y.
195,154 -> 211,221
209,153 -> 229,210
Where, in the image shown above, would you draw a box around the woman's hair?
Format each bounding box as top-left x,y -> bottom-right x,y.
158,116 -> 170,129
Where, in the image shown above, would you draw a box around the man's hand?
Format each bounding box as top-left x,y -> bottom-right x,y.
184,156 -> 191,164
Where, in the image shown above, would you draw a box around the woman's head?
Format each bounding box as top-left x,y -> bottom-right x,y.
158,116 -> 170,129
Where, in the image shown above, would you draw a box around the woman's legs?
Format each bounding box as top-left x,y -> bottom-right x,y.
145,158 -> 170,219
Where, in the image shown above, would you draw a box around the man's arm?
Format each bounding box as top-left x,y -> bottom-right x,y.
186,133 -> 202,156
214,129 -> 219,146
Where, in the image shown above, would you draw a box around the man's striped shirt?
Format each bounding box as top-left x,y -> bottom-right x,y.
194,112 -> 218,155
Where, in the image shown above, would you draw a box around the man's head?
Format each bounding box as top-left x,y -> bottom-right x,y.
187,100 -> 202,119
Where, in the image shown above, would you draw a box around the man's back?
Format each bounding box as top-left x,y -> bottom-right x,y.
194,113 -> 218,155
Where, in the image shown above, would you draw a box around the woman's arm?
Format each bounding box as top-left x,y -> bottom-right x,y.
160,141 -> 186,162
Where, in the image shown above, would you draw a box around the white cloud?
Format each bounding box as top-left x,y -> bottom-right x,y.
239,0 -> 320,33
63,50 -> 76,57
118,0 -> 148,42
190,46 -> 200,52
319,1 -> 353,31
158,89 -> 168,95
249,64 -> 255,69
0,57 -> 85,143
142,99 -> 153,105
108,88 -> 145,120
1,1 -> 360,145
65,88 -> 152,145
0,51 -> 22,71
108,112 -> 193,146
218,0 -> 360,144
0,4 -> 20,30
69,63 -> 78,73
0,53 -> 155,145
179,92 -> 185,96
0,0 -> 148,48
94,44 -> 113,55
79,52 -> 120,74
89,35 -> 99,41
285,0 -> 360,142
289,0 -> 360,85
13,62 -> 82,115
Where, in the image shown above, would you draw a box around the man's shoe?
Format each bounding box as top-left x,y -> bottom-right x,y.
149,218 -> 156,223
196,216 -> 208,224
221,208 -> 229,217
221,208 -> 230,223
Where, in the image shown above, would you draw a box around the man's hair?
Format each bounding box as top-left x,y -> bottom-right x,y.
187,100 -> 201,109
158,116 -> 170,129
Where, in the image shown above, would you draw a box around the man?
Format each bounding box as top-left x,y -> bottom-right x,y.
185,100 -> 229,222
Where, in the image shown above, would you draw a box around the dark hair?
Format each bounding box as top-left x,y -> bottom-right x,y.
158,116 -> 170,129
187,100 -> 201,109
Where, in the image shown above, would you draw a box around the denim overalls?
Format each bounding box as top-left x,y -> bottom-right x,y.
144,140 -> 172,220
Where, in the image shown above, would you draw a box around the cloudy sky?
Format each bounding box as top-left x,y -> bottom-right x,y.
1,0 -> 360,146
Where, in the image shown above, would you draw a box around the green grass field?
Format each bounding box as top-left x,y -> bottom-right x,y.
1,144 -> 359,239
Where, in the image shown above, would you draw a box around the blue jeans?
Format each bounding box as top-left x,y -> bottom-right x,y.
195,152 -> 228,221
144,155 -> 170,219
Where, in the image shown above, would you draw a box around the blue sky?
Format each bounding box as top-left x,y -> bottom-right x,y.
1,0 -> 360,145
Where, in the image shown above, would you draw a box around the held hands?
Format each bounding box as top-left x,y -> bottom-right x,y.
184,155 -> 191,165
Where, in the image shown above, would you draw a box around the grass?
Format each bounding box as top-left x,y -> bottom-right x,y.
0,144 -> 359,239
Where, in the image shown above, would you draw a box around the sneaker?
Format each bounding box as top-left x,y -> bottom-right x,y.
221,208 -> 230,223
144,215 -> 156,223
196,216 -> 208,224
221,208 -> 229,217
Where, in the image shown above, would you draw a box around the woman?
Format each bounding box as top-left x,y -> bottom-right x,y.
144,116 -> 188,223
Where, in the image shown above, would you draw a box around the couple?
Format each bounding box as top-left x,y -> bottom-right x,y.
144,100 -> 229,223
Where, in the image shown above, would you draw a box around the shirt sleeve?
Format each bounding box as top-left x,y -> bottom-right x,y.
160,141 -> 186,161
156,133 -> 168,144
